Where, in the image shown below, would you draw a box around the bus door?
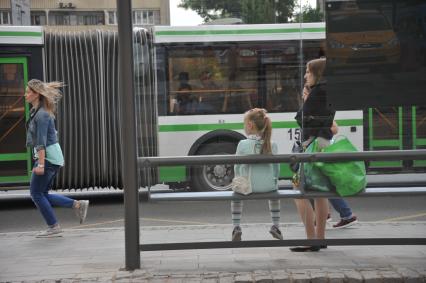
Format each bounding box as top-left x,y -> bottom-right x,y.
0,57 -> 30,185
367,106 -> 426,171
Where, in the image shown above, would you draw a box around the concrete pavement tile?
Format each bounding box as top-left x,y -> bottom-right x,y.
202,278 -> 219,283
218,275 -> 236,283
289,271 -> 311,283
253,273 -> 273,283
327,272 -> 345,283
234,273 -> 253,283
358,270 -> 382,283
270,270 -> 291,283
395,267 -> 423,283
342,270 -> 363,283
378,270 -> 404,283
307,272 -> 328,283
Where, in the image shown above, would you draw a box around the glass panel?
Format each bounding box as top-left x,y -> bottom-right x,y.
326,0 -> 426,109
0,63 -> 26,154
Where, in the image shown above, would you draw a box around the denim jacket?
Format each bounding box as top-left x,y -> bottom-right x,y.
26,107 -> 58,151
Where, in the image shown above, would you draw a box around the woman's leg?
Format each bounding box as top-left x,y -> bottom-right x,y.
294,199 -> 316,239
30,164 -> 59,226
42,165 -> 75,208
314,198 -> 328,239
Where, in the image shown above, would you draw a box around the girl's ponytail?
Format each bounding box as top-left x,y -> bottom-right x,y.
245,108 -> 273,154
261,115 -> 272,154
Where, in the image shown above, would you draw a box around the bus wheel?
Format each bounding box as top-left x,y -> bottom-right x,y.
191,142 -> 237,192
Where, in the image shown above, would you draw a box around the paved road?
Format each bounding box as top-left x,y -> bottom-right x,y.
1,191 -> 425,233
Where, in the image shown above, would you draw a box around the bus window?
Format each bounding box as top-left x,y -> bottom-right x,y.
166,44 -> 259,115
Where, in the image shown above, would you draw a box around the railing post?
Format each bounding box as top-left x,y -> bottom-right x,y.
116,0 -> 140,270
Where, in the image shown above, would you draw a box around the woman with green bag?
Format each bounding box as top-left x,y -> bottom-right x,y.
291,58 -> 335,252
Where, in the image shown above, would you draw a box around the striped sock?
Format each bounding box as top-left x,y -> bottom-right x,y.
268,199 -> 280,227
231,200 -> 243,227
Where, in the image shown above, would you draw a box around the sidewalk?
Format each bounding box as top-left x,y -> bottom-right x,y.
1,222 -> 425,282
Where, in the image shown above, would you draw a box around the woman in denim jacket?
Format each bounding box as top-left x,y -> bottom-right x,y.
25,79 -> 89,238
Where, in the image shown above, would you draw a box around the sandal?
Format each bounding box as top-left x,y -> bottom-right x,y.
290,246 -> 321,252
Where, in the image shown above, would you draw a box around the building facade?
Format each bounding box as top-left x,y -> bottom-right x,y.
0,0 -> 170,26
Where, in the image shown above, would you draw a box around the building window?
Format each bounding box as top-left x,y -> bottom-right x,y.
0,11 -> 11,25
49,12 -> 104,26
31,12 -> 46,26
133,10 -> 160,25
108,11 -> 117,25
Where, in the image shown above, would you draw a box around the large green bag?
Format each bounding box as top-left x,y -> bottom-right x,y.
315,137 -> 367,196
303,140 -> 335,192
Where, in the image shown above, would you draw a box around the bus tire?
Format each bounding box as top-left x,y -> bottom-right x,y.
191,142 -> 237,192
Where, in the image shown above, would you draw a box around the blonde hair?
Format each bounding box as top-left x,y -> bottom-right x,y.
245,108 -> 272,154
27,79 -> 64,116
306,58 -> 326,85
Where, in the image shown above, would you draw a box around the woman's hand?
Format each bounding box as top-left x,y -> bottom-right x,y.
33,166 -> 45,175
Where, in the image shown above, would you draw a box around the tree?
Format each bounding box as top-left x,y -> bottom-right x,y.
292,5 -> 324,23
178,0 -> 296,24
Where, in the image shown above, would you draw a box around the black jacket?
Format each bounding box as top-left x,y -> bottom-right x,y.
295,83 -> 335,141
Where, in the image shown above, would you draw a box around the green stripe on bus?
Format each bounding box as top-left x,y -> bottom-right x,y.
0,31 -> 42,37
155,27 -> 325,37
371,140 -> 400,147
369,161 -> 402,168
159,166 -> 187,182
0,153 -> 28,161
413,160 -> 426,167
0,175 -> 30,183
415,138 -> 426,146
159,119 -> 362,132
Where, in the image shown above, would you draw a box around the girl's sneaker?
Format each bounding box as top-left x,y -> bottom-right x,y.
232,226 -> 242,241
269,225 -> 283,240
74,200 -> 90,224
36,225 -> 62,238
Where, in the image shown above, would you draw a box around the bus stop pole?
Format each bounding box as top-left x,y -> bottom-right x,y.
116,0 -> 141,270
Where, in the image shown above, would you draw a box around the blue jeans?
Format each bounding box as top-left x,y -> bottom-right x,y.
30,161 -> 74,226
329,198 -> 353,220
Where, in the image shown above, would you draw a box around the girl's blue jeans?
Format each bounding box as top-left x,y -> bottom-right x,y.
30,160 -> 74,226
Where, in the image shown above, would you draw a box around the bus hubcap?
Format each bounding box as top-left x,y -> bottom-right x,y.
203,164 -> 233,191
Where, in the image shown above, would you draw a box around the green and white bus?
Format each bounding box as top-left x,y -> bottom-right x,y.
153,23 -> 365,191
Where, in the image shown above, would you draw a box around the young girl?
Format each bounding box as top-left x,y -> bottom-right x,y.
231,108 -> 282,241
